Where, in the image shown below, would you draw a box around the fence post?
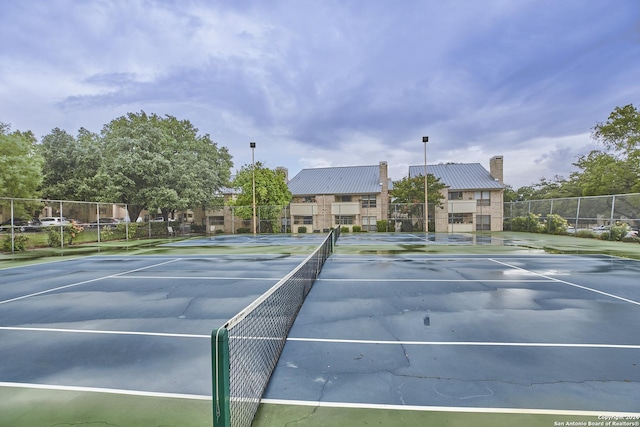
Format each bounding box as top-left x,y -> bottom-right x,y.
60,201 -> 64,249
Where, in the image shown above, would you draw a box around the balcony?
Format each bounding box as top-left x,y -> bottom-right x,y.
331,202 -> 360,215
290,203 -> 317,216
448,200 -> 477,214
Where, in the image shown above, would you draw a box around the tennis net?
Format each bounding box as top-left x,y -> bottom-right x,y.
212,227 -> 339,427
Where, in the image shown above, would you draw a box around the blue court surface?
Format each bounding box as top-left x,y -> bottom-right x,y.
259,253 -> 640,421
0,254 -> 305,425
1,235 -> 640,426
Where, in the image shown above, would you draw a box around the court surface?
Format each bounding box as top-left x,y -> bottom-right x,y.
257,253 -> 640,426
1,233 -> 640,427
0,253 -> 307,426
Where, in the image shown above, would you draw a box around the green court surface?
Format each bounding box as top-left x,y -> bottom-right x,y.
0,385 -> 211,427
253,402 -> 617,427
1,232 -> 639,427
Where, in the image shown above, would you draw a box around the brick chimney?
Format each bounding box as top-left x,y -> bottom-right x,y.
490,156 -> 503,184
379,161 -> 389,219
276,166 -> 289,183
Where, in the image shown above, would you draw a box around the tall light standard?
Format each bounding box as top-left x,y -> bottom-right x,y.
250,142 -> 257,235
422,136 -> 429,234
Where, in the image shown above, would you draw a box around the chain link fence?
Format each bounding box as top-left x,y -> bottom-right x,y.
0,197 -> 188,252
503,193 -> 640,237
3,193 -> 640,252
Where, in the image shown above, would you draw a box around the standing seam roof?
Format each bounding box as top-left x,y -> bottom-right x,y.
288,165 -> 383,195
409,163 -> 504,190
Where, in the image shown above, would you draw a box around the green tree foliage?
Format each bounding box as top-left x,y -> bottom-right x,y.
511,104 -> 640,199
0,123 -> 43,217
511,213 -> 544,233
389,174 -> 445,206
570,104 -> 640,196
390,174 -> 446,232
98,112 -> 233,222
514,176 -> 580,201
228,162 -> 292,232
40,127 -> 102,200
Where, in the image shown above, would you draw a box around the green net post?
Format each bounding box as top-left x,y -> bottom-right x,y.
212,327 -> 231,427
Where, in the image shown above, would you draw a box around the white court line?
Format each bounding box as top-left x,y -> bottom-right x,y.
0,326 -> 209,339
318,278 -> 550,282
115,275 -> 280,280
0,258 -> 182,305
489,258 -> 640,307
287,337 -> 640,349
0,382 -> 210,401
261,398 -> 640,417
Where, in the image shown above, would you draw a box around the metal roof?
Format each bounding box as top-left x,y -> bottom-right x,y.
288,165 -> 384,195
409,163 -> 504,190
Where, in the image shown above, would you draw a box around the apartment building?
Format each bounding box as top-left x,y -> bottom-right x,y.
287,162 -> 390,233
409,155 -> 505,232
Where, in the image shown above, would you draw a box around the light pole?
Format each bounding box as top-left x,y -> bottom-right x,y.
422,136 -> 428,234
250,142 -> 257,236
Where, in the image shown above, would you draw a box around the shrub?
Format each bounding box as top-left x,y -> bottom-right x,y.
600,223 -> 632,241
575,230 -> 596,239
100,227 -> 114,241
621,235 -> 640,243
340,226 -> 350,233
63,220 -> 85,245
353,225 -> 363,232
237,227 -> 251,234
47,228 -> 61,247
1,235 -> 29,252
377,220 -> 394,232
511,213 -> 544,233
545,214 -> 568,235
117,222 -> 138,239
297,226 -> 307,234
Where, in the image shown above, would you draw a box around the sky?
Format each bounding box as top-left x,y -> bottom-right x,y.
1,0 -> 639,189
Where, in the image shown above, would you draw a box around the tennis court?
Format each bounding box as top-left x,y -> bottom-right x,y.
1,232 -> 639,426
256,251 -> 640,426
0,253 -> 308,426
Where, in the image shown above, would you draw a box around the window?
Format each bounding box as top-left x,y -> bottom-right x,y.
448,191 -> 463,200
476,215 -> 491,231
475,191 -> 491,206
448,213 -> 473,224
338,195 -> 352,202
362,215 -> 377,231
211,216 -> 224,225
335,215 -> 354,225
361,195 -> 377,208
302,196 -> 315,203
294,216 -> 313,225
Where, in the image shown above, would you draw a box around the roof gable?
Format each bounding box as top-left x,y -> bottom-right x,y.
409,163 -> 504,190
288,165 -> 383,195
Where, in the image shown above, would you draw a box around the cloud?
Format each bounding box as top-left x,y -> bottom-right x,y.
1,0 -> 639,190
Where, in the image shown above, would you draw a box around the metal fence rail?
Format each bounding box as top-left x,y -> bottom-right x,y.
3,193 -> 640,252
503,193 -> 640,232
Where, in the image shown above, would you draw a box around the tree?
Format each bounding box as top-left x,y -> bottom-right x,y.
39,127 -> 102,201
592,104 -> 640,155
571,150 -> 639,196
514,176 -> 580,200
390,174 -> 445,205
390,174 -> 445,232
571,103 -> 640,196
98,112 -> 233,222
0,123 -> 43,217
227,162 -> 292,232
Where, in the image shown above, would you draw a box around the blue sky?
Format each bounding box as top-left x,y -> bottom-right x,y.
1,0 -> 639,188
